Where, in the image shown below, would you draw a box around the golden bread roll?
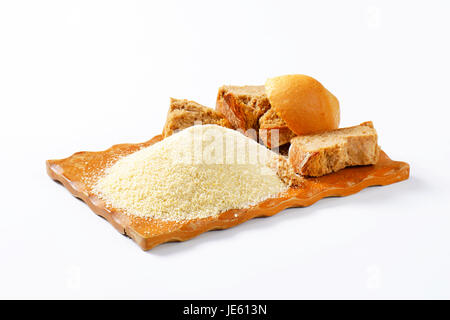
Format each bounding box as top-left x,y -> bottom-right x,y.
265,74 -> 340,135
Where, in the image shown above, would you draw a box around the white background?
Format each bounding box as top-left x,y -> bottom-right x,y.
0,0 -> 449,299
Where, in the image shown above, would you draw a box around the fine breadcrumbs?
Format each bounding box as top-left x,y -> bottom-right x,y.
93,125 -> 288,221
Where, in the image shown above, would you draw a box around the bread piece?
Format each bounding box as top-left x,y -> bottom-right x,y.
267,154 -> 304,187
162,98 -> 231,138
265,74 -> 340,135
259,108 -> 296,149
289,121 -> 380,177
216,85 -> 295,147
216,85 -> 271,132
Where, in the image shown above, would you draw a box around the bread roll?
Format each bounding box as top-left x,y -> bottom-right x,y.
265,74 -> 340,136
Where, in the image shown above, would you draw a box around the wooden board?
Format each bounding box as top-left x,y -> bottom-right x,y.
46,135 -> 410,250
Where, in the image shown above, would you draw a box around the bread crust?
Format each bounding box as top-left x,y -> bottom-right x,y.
289,122 -> 380,176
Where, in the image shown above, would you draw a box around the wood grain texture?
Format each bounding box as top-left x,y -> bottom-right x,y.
46,134 -> 410,250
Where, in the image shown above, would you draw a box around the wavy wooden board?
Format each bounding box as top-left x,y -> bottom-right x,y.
47,135 -> 410,250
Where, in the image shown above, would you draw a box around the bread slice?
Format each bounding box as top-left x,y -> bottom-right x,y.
289,121 -> 380,177
259,108 -> 296,149
216,85 -> 295,147
162,98 -> 231,138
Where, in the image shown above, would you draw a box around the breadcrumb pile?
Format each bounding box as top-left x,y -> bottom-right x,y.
93,125 -> 288,221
